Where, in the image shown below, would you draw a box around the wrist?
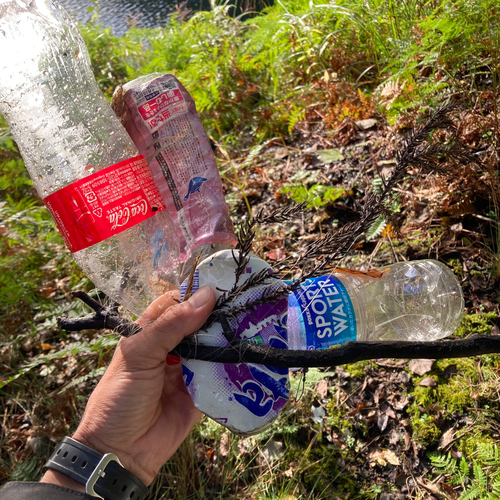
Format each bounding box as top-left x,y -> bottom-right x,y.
41,469 -> 86,493
71,431 -> 153,485
44,437 -> 150,499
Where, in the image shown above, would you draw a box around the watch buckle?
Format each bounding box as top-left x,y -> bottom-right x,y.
85,453 -> 123,499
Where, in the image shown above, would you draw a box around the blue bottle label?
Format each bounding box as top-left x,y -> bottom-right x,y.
290,275 -> 357,349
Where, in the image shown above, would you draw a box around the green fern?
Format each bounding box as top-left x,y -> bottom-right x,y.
366,214 -> 387,241
429,444 -> 500,500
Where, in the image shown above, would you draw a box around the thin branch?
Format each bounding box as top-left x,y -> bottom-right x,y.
59,292 -> 500,369
171,335 -> 500,368
58,291 -> 141,338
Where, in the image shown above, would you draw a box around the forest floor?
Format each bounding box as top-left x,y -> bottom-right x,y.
2,4 -> 500,497
203,96 -> 500,499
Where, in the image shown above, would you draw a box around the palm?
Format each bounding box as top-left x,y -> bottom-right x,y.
72,288 -> 214,485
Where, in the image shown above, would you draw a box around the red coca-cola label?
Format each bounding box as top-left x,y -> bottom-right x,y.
44,155 -> 166,253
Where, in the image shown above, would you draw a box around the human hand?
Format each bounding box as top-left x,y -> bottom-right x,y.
43,286 -> 215,488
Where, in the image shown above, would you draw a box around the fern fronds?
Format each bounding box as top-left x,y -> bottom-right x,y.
366,214 -> 387,241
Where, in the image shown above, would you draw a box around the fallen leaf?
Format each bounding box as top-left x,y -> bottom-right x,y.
316,148 -> 344,164
392,395 -> 410,411
418,479 -> 457,500
268,248 -> 285,261
440,482 -> 459,500
284,462 -> 299,478
219,433 -> 230,457
398,371 -> 411,385
382,449 -> 400,466
377,413 -> 389,432
274,147 -> 289,160
260,440 -> 284,464
409,358 -> 435,376
355,118 -> 377,130
316,379 -> 329,398
438,428 -> 455,450
368,450 -> 387,467
389,429 -> 400,446
419,377 -> 437,387
376,359 -> 408,368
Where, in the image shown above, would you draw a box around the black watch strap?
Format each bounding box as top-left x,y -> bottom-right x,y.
44,437 -> 149,500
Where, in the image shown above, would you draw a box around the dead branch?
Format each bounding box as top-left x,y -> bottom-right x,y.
57,291 -> 141,338
171,334 -> 500,368
59,292 -> 500,368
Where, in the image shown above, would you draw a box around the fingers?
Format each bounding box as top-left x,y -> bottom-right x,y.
119,286 -> 216,369
136,290 -> 181,327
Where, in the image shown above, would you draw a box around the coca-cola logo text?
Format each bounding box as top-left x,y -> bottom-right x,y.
108,199 -> 148,230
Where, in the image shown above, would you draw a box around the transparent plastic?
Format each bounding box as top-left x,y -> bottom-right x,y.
288,260 -> 465,348
0,0 -> 179,314
349,260 -> 464,342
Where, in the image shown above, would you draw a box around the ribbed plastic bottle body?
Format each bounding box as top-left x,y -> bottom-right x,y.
351,260 -> 465,342
0,0 -> 179,314
287,260 -> 464,349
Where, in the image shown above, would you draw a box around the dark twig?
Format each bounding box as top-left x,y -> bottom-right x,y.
58,291 -> 142,338
171,335 -> 500,368
59,294 -> 500,368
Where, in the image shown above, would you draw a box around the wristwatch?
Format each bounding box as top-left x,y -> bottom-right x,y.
45,437 -> 149,500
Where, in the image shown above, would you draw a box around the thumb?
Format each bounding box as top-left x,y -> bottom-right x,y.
118,286 -> 216,369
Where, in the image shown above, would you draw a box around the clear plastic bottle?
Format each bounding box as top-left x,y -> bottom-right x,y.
288,260 -> 465,349
0,0 -> 179,314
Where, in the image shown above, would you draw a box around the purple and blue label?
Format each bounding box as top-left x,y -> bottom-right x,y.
289,275 -> 356,349
180,265 -> 290,433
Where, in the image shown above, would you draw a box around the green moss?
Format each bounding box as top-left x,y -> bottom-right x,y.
412,414 -> 441,447
342,360 -> 374,379
454,313 -> 498,338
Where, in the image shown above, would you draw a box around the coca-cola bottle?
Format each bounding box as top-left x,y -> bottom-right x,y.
0,0 -> 179,314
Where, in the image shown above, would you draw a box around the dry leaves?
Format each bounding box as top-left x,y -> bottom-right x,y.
408,359 -> 435,376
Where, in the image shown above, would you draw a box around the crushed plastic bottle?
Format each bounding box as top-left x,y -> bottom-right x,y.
115,73 -> 237,281
0,0 -> 180,314
183,253 -> 464,434
181,249 -> 290,436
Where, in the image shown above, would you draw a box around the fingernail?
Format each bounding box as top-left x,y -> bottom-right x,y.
166,354 -> 181,365
188,286 -> 212,309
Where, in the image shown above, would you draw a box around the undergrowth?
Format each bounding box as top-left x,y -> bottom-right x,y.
1,0 -> 500,498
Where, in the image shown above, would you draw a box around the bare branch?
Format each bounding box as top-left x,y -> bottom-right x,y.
172,335 -> 500,368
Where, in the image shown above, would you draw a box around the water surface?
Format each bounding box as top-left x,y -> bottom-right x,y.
59,0 -> 195,35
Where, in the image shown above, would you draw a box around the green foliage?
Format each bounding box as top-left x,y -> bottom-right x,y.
365,214 -> 387,241
429,443 -> 500,499
79,7 -> 146,97
75,0 -> 500,142
454,313 -> 498,338
281,183 -> 347,208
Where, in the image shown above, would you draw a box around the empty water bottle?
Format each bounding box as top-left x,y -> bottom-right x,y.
182,252 -> 464,434
0,0 -> 180,314
288,260 -> 465,349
